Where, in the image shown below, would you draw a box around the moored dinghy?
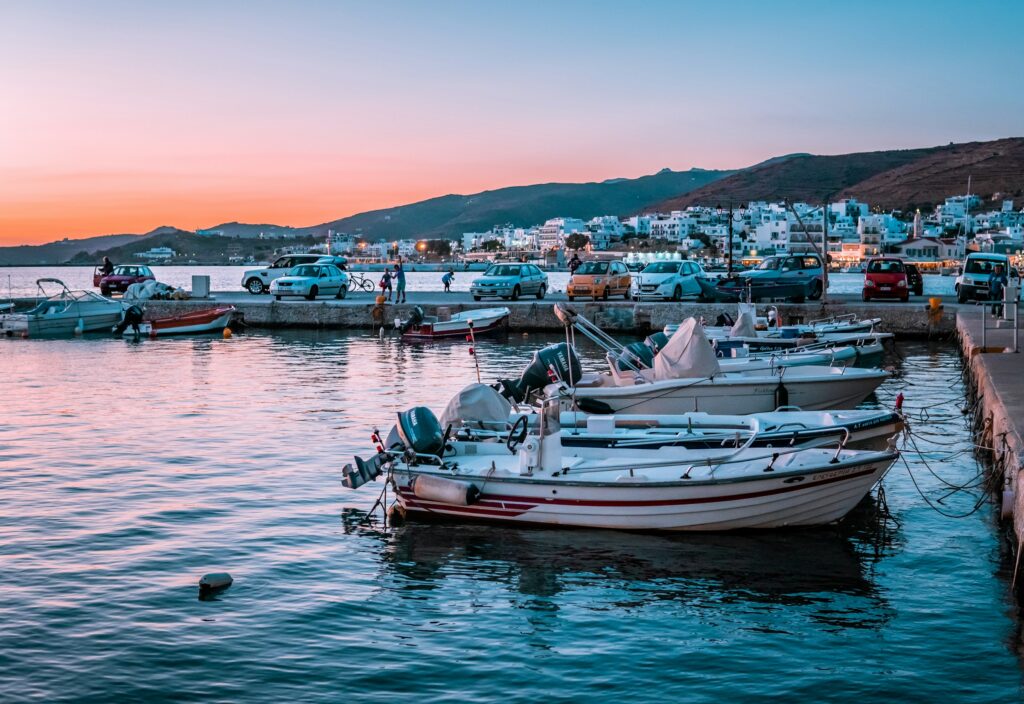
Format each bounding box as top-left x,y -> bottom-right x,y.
0,279 -> 124,337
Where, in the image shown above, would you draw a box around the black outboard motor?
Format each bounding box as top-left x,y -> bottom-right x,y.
396,406 -> 445,456
644,331 -> 670,354
114,305 -> 144,335
715,312 -> 735,327
497,342 -> 581,403
616,341 -> 654,371
399,306 -> 424,334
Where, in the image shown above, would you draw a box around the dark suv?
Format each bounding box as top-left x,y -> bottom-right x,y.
904,263 -> 923,296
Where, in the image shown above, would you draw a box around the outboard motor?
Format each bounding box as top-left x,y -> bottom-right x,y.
497,342 -> 581,403
644,331 -> 670,354
399,306 -> 424,334
715,312 -> 735,327
114,305 -> 144,335
616,340 -> 654,371
396,406 -> 445,456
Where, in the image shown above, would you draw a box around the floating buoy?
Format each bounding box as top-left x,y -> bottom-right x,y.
198,572 -> 233,599
222,327 -> 232,339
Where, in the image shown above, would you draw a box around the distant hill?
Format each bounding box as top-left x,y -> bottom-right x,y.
650,138 -> 1024,212
311,168 -> 734,240
0,228 -> 179,266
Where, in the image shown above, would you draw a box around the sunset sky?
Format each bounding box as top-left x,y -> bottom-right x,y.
2,0 -> 1022,245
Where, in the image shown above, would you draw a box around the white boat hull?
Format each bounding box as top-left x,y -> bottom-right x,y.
393,455 -> 894,531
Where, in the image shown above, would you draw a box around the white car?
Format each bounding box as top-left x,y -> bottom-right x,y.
270,264 -> 349,301
241,253 -> 326,295
633,261 -> 705,301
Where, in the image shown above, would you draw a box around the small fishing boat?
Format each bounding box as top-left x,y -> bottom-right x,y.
696,275 -> 818,303
120,305 -> 236,337
0,279 -> 124,337
343,402 -> 899,531
398,306 -> 510,339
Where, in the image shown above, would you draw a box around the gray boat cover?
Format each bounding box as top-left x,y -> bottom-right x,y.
729,311 -> 757,338
440,383 -> 513,430
654,318 -> 721,380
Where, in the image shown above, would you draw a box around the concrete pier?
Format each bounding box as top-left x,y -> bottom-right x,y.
956,309 -> 1024,558
134,290 -> 958,338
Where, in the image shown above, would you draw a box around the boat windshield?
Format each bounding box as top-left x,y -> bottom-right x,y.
291,265 -> 321,277
643,262 -> 681,274
576,262 -> 609,275
485,265 -> 522,277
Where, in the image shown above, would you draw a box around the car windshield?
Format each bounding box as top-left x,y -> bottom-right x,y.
576,262 -> 609,275
867,260 -> 904,273
966,258 -> 1002,275
485,265 -> 522,277
755,258 -> 781,271
643,262 -> 680,274
291,265 -> 320,277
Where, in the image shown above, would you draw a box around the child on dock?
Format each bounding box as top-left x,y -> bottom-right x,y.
379,269 -> 393,301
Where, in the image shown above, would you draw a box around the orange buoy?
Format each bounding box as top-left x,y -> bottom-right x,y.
223,327 -> 233,339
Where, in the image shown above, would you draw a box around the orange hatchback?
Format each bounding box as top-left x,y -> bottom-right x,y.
862,257 -> 909,302
567,261 -> 632,300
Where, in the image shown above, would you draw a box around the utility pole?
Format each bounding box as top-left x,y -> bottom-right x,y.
822,200 -> 829,304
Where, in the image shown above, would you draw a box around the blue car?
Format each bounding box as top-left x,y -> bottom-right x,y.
471,264 -> 548,301
738,253 -> 825,301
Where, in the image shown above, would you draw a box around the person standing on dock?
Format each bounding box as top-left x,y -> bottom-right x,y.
990,264 -> 1008,317
394,262 -> 407,303
569,253 -> 581,274
379,269 -> 393,301
442,270 -> 454,292
99,256 -> 114,276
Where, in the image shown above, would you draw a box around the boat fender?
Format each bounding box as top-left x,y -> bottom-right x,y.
199,572 -> 233,599
411,475 -> 480,506
1002,488 -> 1015,520
774,381 -> 789,408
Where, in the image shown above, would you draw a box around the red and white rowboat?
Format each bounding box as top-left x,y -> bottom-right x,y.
124,305 -> 236,337
399,306 -> 510,339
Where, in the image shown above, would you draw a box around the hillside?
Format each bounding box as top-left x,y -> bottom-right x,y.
651,138 -> 1024,212
0,232 -> 144,266
66,229 -> 321,266
312,168 -> 733,240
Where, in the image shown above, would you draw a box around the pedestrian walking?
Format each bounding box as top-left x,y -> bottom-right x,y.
442,270 -> 454,292
990,263 -> 1009,317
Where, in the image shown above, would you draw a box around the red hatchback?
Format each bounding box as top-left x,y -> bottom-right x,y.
862,257 -> 909,302
96,265 -> 155,296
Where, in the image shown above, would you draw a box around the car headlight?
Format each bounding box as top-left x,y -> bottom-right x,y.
594,278 -> 602,284
897,280 -> 906,288
865,280 -> 876,288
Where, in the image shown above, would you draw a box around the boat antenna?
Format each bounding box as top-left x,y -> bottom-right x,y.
467,319 -> 481,383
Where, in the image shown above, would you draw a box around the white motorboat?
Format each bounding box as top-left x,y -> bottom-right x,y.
0,279 -> 124,338
343,403 -> 899,531
497,320 -> 887,416
397,306 -> 510,339
440,383 -> 903,452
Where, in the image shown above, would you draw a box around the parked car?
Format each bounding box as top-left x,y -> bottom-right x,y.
567,261 -> 631,300
862,257 -> 909,302
97,265 -> 155,296
269,263 -> 349,301
316,255 -> 349,270
241,253 -> 326,294
633,260 -> 705,301
955,252 -> 1019,303
904,263 -> 924,296
738,254 -> 825,300
470,264 -> 547,301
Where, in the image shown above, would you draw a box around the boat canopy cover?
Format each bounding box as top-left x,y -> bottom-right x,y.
440,383 -> 513,430
654,318 -> 721,380
729,311 -> 757,338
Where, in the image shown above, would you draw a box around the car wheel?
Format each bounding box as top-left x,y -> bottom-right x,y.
862,292 -> 870,302
473,296 -> 482,301
335,287 -> 346,299
275,295 -> 282,301
915,285 -> 923,296
602,287 -> 610,301
672,286 -> 682,302
536,285 -> 546,300
808,280 -> 823,301
567,295 -> 574,301
956,286 -> 968,304
511,285 -> 521,301
306,286 -> 318,301
901,295 -> 909,303
246,278 -> 265,295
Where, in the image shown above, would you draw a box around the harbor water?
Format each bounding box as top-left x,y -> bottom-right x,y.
0,331 -> 1020,702
1,266 -> 958,298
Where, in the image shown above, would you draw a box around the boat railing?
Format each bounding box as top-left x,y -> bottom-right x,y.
808,312 -> 858,326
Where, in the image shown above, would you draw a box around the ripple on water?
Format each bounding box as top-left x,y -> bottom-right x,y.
0,332 -> 1020,702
